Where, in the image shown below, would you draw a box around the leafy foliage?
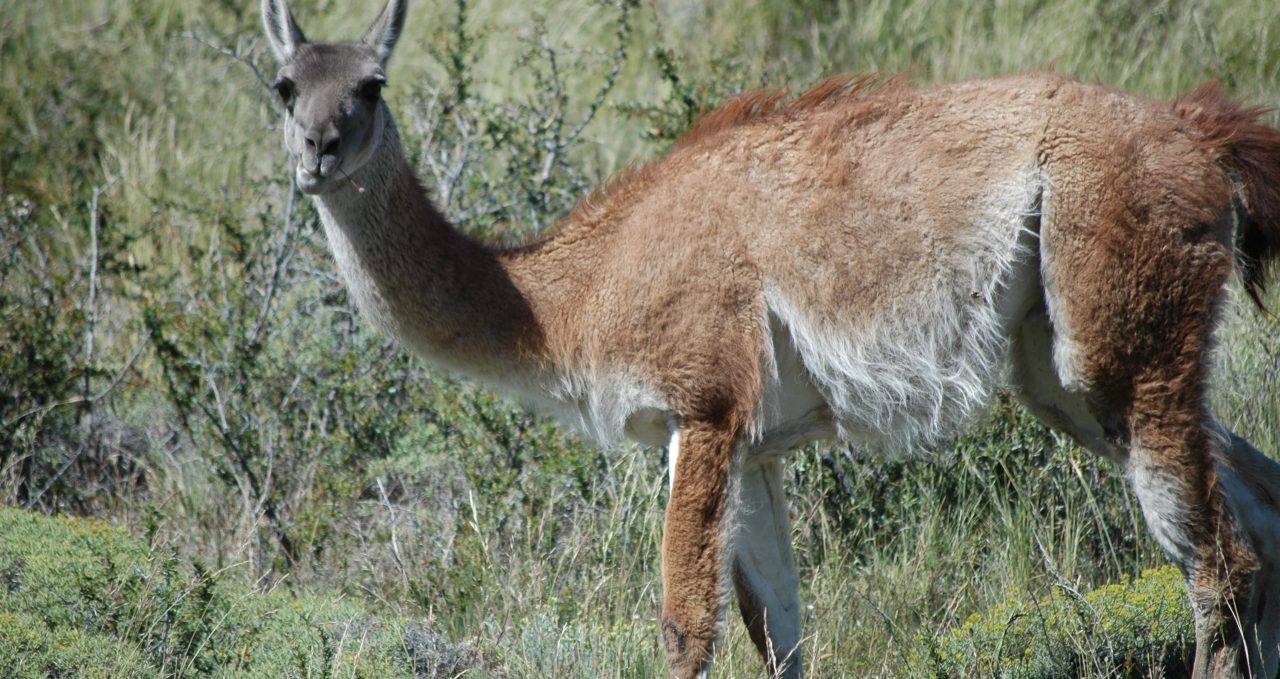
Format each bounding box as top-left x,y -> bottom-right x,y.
0,505 -> 485,678
913,566 -> 1192,679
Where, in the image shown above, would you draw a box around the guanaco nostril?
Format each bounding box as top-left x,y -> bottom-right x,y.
320,137 -> 341,157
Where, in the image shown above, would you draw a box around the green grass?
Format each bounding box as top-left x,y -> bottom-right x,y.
1,0 -> 1278,676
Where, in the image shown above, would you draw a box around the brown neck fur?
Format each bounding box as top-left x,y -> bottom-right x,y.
313,117 -> 550,379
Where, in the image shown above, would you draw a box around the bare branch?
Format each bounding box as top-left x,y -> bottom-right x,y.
83,177 -> 118,401
251,182 -> 299,345
182,31 -> 274,96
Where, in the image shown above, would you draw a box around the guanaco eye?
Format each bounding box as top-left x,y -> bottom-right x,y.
273,77 -> 296,108
358,76 -> 386,102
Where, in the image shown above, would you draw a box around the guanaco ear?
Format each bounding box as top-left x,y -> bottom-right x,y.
362,0 -> 408,67
262,0 -> 307,63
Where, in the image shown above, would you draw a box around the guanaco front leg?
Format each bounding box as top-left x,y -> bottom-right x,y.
733,458 -> 803,678
662,421 -> 742,679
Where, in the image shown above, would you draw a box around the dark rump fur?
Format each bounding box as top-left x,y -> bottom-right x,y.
1176,83 -> 1280,306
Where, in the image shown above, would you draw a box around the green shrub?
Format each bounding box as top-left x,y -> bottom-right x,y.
0,196 -> 86,506
0,505 -> 486,678
0,611 -> 155,679
912,566 -> 1193,679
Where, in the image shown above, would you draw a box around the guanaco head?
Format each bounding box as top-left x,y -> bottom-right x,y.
261,0 -> 407,194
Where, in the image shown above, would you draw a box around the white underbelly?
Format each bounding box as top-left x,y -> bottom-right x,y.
752,316 -> 836,456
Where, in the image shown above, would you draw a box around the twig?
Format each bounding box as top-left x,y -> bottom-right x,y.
251,182 -> 299,344
9,340 -> 147,428
83,181 -> 108,400
21,341 -> 145,509
536,36 -> 567,194
181,31 -> 273,95
565,0 -> 632,144
376,477 -> 411,588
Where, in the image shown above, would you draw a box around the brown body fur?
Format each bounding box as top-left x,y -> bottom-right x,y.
261,2 -> 1280,677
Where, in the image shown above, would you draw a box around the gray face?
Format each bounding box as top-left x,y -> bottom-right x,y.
272,43 -> 388,195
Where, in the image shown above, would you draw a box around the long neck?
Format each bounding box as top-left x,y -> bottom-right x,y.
312,118 -> 551,382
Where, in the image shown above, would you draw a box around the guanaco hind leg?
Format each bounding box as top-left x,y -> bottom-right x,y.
1035,135 -> 1280,677
1209,426 -> 1280,678
1015,312 -> 1280,677
733,458 -> 803,678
